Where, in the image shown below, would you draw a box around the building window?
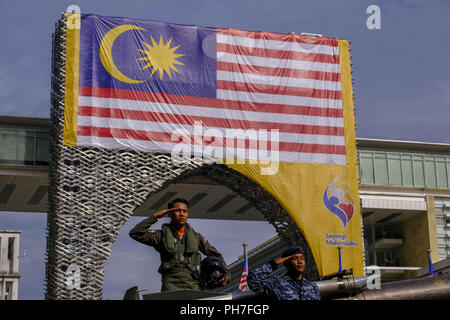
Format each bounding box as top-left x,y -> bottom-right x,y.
7,237 -> 14,260
358,150 -> 450,189
0,128 -> 49,167
436,157 -> 448,188
401,154 -> 414,186
359,152 -> 375,184
35,131 -> 49,166
387,153 -> 402,185
4,281 -> 13,300
374,152 -> 389,185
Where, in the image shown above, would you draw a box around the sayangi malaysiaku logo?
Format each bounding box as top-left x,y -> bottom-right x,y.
323,176 -> 354,229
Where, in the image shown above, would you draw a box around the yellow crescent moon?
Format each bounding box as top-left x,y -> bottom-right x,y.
100,25 -> 146,84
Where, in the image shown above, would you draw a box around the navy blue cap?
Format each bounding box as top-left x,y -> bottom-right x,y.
281,246 -> 304,258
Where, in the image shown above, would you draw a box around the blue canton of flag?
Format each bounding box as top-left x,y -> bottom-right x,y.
79,14 -> 217,97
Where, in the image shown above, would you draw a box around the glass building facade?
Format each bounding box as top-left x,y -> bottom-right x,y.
358,150 -> 450,189
0,128 -> 49,167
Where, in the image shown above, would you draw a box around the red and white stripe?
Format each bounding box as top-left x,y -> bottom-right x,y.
239,269 -> 248,291
76,28 -> 346,165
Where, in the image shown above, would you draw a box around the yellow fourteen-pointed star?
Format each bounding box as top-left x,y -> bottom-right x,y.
138,35 -> 185,80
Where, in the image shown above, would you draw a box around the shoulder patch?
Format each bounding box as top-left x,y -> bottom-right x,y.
148,230 -> 156,234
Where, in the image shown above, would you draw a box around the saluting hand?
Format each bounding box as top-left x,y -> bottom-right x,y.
153,207 -> 179,219
274,255 -> 296,265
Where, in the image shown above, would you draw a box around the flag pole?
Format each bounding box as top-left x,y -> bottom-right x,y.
337,246 -> 343,273
243,242 -> 248,261
427,249 -> 434,277
243,243 -> 248,290
239,243 -> 249,291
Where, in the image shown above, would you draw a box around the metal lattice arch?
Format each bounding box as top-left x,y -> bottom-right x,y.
47,16 -> 318,300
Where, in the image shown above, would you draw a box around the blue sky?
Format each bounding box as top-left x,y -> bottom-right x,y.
1,0 -> 449,142
0,0 -> 449,299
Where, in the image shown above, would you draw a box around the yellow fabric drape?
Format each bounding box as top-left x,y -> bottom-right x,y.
62,13 -> 81,146
225,39 -> 363,277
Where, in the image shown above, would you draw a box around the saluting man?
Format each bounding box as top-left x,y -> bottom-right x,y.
129,198 -> 230,291
247,246 -> 320,300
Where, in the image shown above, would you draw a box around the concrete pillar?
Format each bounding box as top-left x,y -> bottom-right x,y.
425,195 -> 439,262
12,280 -> 19,300
0,235 -> 8,273
12,235 -> 20,274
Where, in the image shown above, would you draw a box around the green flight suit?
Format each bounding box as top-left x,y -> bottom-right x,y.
129,215 -> 230,291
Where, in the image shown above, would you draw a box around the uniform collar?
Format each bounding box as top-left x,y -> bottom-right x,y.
169,222 -> 191,236
282,272 -> 305,284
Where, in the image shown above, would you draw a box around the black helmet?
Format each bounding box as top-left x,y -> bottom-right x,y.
200,256 -> 226,289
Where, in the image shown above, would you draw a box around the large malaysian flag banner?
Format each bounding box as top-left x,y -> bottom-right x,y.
62,13 -> 364,278
63,14 -> 344,165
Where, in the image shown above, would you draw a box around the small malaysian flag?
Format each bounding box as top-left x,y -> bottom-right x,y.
239,244 -> 249,291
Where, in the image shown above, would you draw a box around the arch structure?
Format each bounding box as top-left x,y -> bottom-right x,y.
47,16 -> 318,300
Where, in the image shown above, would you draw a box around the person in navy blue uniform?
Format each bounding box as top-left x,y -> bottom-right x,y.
247,246 -> 320,300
